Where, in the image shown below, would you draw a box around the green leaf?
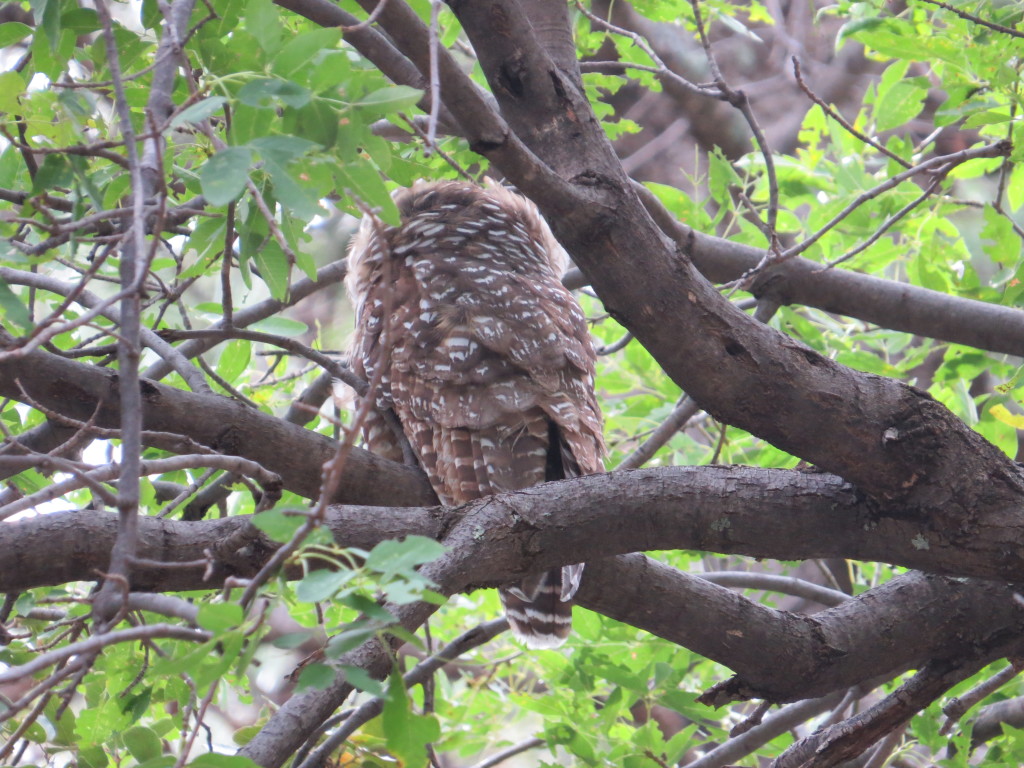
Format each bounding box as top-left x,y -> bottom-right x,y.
381,667 -> 439,768
0,279 -> 32,331
232,724 -> 260,746
252,240 -> 290,300
244,0 -> 282,56
271,631 -> 316,649
261,157 -> 321,220
135,759 -> 176,768
325,625 -> 379,657
250,135 -> 319,165
341,664 -> 387,696
250,509 -> 305,543
837,16 -> 883,44
706,147 -> 741,207
353,85 -> 424,115
187,755 -> 260,768
295,569 -> 353,603
271,27 -> 341,80
875,81 -> 926,132
14,594 -> 35,618
295,662 -> 335,691
11,468 -> 46,494
60,7 -> 99,32
216,338 -> 251,384
32,153 -> 73,195
196,602 -> 244,632
335,162 -> 400,225
237,78 -> 311,109
0,22 -> 32,47
200,146 -> 253,205
1008,164 -> 1024,212
249,316 -> 309,336
78,744 -> 109,768
0,144 -> 22,187
33,0 -> 62,49
978,406 -> 1018,459
962,110 -> 1013,129
120,687 -> 153,721
122,725 -> 163,762
385,582 -> 447,606
365,536 -> 446,580
170,97 -> 228,128
47,697 -> 78,745
336,593 -> 395,622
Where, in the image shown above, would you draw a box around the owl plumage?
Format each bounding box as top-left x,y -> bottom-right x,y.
346,180 -> 604,648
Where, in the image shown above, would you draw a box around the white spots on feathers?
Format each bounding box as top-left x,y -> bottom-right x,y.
346,180 -> 606,648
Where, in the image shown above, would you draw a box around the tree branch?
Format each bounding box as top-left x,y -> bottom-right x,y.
8,466 -> 1024,591
427,0 -> 1023,525
7,469 -> 1024,709
0,344 -> 436,506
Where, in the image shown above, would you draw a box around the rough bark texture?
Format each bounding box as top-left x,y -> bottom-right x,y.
0,345 -> 436,506
5,2 -> 1024,766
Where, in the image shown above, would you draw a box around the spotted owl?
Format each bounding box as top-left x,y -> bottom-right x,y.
345,180 -> 604,648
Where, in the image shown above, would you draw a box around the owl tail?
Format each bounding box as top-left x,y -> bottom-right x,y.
499,563 -> 584,649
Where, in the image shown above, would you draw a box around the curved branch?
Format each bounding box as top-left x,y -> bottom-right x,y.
6,468 -> 1024,708
0,623 -> 211,686
635,185 -> 1024,359
0,343 -> 436,507
0,466 -> 1019,589
8,462 -> 1024,592
430,0 -> 1022,523
0,267 -> 208,393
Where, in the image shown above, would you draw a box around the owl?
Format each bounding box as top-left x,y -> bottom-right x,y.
345,180 -> 604,648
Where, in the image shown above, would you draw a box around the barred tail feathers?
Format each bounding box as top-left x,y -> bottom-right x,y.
500,564 -> 583,649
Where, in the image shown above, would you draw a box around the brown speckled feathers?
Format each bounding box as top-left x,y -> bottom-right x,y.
346,180 -> 604,648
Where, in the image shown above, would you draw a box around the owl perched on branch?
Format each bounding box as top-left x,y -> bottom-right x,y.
346,180 -> 604,648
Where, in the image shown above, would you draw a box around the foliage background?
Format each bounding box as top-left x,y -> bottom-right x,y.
1,0 -> 1024,766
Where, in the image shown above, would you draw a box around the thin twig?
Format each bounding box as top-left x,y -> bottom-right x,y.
616,396 -> 700,470
862,724 -> 905,768
941,658 -> 1024,734
401,113 -> 475,180
689,0 -> 780,254
467,737 -> 546,768
296,619 -> 508,768
159,327 -> 367,396
0,624 -> 212,686
792,57 -> 911,169
174,678 -> 220,768
0,454 -> 282,521
784,141 -> 1009,262
824,174 -> 945,269
917,0 -> 1024,40
574,1 -> 722,100
426,0 -> 443,151
0,267 -> 209,392
595,332 -> 633,355
702,571 -> 850,606
341,0 -> 390,32
725,140 -> 1011,289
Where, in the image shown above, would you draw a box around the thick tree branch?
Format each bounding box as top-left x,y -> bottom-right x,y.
772,653 -> 1007,767
277,1 -> 1024,362
582,555 -> 1024,704
8,466 -> 1024,591
0,344 -> 436,507
655,198 -> 1024,359
7,469 -> 1024,709
420,0 -> 1024,529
